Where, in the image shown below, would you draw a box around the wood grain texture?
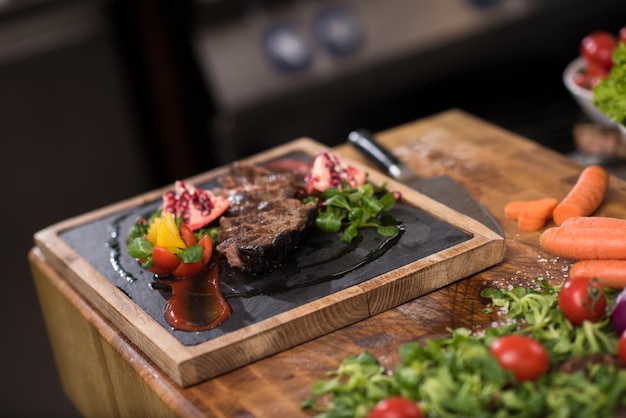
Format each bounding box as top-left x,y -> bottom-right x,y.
29,109 -> 626,417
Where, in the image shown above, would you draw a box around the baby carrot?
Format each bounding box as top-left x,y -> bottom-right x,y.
559,216 -> 626,231
517,210 -> 550,232
540,226 -> 626,259
504,198 -> 558,220
504,197 -> 558,231
570,259 -> 626,289
552,165 -> 609,226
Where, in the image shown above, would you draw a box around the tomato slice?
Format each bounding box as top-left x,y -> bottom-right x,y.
198,235 -> 213,267
171,235 -> 213,278
151,245 -> 182,271
179,224 -> 197,247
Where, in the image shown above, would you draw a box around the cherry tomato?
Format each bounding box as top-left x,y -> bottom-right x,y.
179,223 -> 197,247
618,331 -> 626,365
558,277 -> 607,326
573,65 -> 608,90
573,70 -> 589,89
584,60 -> 610,88
490,335 -> 550,381
368,397 -> 423,418
151,245 -> 182,271
580,31 -> 617,70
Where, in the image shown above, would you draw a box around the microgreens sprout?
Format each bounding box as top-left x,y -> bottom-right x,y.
314,182 -> 400,243
303,277 -> 626,418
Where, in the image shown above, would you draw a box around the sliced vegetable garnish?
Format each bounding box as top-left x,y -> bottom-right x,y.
126,211 -> 213,278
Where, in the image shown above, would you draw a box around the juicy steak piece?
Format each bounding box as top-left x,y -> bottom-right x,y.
216,163 -> 317,274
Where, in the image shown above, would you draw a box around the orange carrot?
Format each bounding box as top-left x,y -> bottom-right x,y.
552,165 -> 609,226
559,216 -> 626,231
570,259 -> 626,289
504,197 -> 558,231
517,210 -> 548,232
540,225 -> 626,259
504,198 -> 558,220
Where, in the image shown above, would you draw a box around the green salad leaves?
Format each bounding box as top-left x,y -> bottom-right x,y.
313,182 -> 400,243
593,42 -> 626,125
303,278 -> 626,418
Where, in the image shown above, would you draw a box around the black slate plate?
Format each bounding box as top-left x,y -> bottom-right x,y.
59,154 -> 470,346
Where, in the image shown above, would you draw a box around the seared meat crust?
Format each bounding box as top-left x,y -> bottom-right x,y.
216,163 -> 317,274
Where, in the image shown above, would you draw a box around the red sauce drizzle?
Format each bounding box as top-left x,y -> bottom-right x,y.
161,262 -> 231,332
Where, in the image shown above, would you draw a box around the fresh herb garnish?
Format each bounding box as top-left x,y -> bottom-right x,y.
303,277 -> 626,417
315,182 -> 400,243
126,211 -> 207,269
126,209 -> 162,243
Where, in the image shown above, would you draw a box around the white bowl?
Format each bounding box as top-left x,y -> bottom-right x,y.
563,56 -> 617,127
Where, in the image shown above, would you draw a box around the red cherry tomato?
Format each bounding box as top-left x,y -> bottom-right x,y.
618,331 -> 626,365
490,335 -> 550,382
558,277 -> 607,326
584,60 -> 610,87
368,397 -> 423,418
573,70 -> 590,89
581,30 -> 617,70
151,245 -> 182,271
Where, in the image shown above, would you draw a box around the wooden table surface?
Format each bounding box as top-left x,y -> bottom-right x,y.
29,109 -> 626,418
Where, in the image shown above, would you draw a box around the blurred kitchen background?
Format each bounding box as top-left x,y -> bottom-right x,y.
3,0 -> 626,416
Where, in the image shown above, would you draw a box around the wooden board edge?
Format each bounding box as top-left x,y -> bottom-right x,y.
359,237 -> 506,316
33,232 -> 191,376
174,285 -> 369,387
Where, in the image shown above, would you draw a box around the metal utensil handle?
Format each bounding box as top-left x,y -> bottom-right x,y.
347,129 -> 401,173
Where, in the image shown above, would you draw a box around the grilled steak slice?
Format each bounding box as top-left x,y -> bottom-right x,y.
219,163 -> 301,216
216,163 -> 317,274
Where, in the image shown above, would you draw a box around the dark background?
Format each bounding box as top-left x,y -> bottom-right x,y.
2,0 -> 626,416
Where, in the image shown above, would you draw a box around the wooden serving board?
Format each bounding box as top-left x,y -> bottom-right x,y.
34,138 -> 505,387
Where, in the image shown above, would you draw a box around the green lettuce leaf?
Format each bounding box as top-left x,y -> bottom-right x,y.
593,43 -> 626,124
